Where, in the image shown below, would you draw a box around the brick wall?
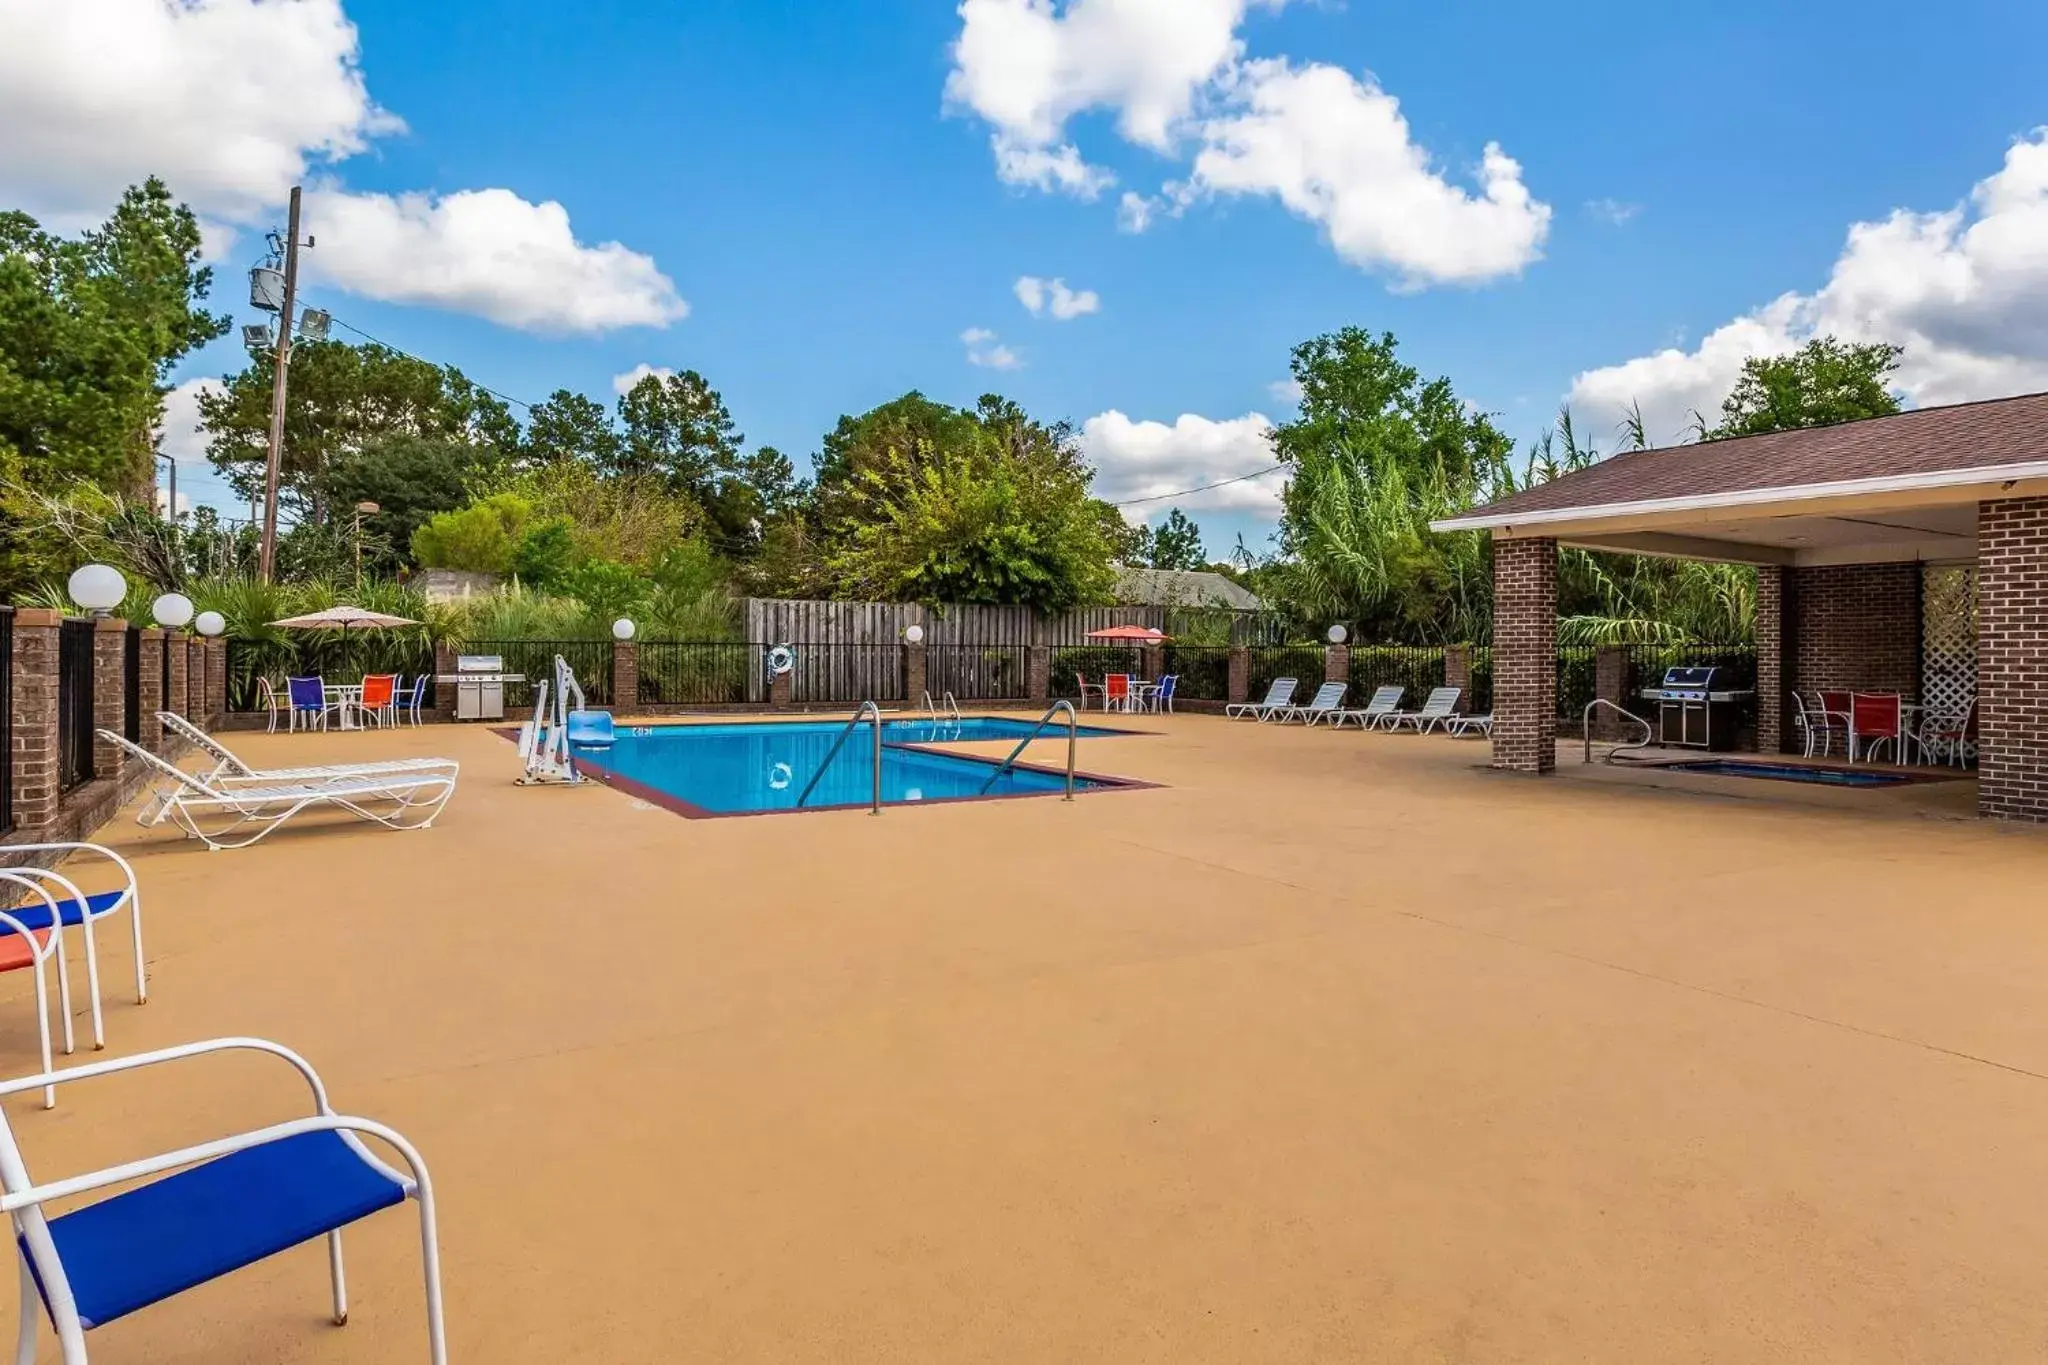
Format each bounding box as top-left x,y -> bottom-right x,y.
1978,497 -> 2048,820
1788,563 -> 1920,699
1491,536 -> 1557,772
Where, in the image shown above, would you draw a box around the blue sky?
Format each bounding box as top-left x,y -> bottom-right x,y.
9,0 -> 2048,558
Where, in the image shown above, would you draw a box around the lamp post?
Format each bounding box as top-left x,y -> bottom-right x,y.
353,500 -> 381,591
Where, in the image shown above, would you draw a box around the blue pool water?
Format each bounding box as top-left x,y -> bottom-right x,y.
570,719 -> 1125,814
1662,760 -> 1914,788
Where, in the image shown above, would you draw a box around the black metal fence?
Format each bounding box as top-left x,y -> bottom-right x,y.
927,644 -> 1028,701
1247,645 -> 1324,703
0,607 -> 12,835
58,618 -> 95,794
638,642 -> 752,706
123,624 -> 141,742
1163,644 -> 1231,701
1348,645 -> 1445,705
463,639 -> 614,708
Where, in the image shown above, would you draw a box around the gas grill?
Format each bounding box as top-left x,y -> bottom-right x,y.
1639,664 -> 1753,750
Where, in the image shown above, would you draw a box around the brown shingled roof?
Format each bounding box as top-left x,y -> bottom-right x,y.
1445,390 -> 2048,526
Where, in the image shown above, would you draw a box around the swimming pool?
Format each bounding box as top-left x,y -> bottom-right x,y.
570,719 -> 1131,816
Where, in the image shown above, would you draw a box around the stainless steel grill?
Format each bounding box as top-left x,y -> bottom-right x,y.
1639,664 -> 1753,750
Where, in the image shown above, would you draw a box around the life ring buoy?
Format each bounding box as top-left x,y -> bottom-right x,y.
767,645 -> 797,676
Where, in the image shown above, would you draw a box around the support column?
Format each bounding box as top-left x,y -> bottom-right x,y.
1977,497 -> 2048,820
1324,643 -> 1349,686
1025,646 -> 1050,703
92,618 -> 127,787
1754,565 -> 1792,754
612,639 -> 638,713
1444,645 -> 1472,712
1490,536 -> 1557,773
903,641 -> 927,704
203,636 -> 227,723
138,627 -> 165,752
8,610 -> 62,833
1227,646 -> 1250,705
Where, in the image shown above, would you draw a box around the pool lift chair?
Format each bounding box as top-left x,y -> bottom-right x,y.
518,654 -> 615,786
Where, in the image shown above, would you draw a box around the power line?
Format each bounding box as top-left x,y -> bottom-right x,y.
1111,463 -> 1285,507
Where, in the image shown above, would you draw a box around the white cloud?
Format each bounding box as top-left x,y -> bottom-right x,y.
1014,275 -> 1101,320
962,327 -> 1023,370
155,378 -> 224,466
302,188 -> 688,334
1569,131 -> 2048,444
0,0 -> 684,335
612,363 -> 678,396
1079,410 -> 1282,520
1180,60 -> 1550,287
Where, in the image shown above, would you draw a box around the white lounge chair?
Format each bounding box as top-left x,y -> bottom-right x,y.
0,1037 -> 447,1362
1275,681 -> 1348,725
1226,678 -> 1298,721
1330,685 -> 1404,730
156,711 -> 458,786
102,731 -> 457,851
1383,686 -> 1464,733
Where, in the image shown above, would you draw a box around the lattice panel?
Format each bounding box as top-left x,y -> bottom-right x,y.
1922,565 -> 1976,756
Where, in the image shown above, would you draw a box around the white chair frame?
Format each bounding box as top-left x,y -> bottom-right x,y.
0,1037 -> 446,1363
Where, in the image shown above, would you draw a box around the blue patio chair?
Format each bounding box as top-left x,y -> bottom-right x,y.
0,1037 -> 448,1363
286,675 -> 328,733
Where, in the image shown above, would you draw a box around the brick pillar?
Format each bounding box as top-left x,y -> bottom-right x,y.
186,636 -> 206,720
1977,497 -> 2048,819
1754,565 -> 1791,754
434,639 -> 457,717
1025,646 -> 1050,703
91,618 -> 127,786
166,629 -> 189,721
203,636 -> 227,723
138,627 -> 165,752
1324,643 -> 1349,686
8,610 -> 62,833
1592,645 -> 1628,740
1491,536 -> 1557,773
1445,645 -> 1472,712
1227,646 -> 1250,705
904,641 -> 927,704
612,639 -> 638,713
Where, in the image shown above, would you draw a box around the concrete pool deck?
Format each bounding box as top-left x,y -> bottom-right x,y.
6,714 -> 2048,1362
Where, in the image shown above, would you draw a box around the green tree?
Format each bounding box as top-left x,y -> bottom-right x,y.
1147,508 -> 1208,571
200,340 -> 516,517
311,435 -> 489,573
1709,337 -> 1904,438
410,493 -> 532,573
0,180 -> 227,591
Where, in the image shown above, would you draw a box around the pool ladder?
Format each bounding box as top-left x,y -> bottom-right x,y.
796,701 -> 884,814
978,700 -> 1079,800
1582,699 -> 1654,765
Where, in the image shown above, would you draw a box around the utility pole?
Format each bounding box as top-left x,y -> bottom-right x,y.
258,185 -> 303,582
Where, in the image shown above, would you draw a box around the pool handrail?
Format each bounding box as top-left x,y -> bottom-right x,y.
1582,699 -> 1654,764
977,700 -> 1078,801
796,701 -> 884,814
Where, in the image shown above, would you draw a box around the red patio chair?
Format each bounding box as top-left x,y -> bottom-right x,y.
1849,692 -> 1905,764
1104,674 -> 1131,713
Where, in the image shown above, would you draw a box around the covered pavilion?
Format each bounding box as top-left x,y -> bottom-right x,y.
1434,391 -> 2048,820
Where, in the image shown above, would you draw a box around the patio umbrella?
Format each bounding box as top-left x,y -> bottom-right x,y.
268,605 -> 421,630
1084,625 -> 1168,642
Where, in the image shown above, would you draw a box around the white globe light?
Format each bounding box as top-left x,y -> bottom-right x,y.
193,610 -> 227,638
67,563 -> 127,614
612,618 -> 636,641
903,624 -> 925,645
151,592 -> 195,629
1327,624 -> 1349,644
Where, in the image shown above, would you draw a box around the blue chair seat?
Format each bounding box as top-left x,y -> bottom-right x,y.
0,890 -> 123,936
27,1130 -> 406,1329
